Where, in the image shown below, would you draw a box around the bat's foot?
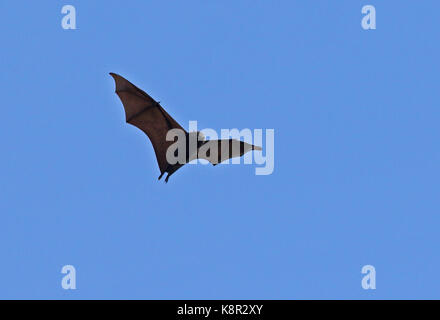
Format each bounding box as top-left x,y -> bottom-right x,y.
158,172 -> 165,180
162,164 -> 181,183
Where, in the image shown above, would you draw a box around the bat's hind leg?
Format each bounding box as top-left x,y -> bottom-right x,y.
164,171 -> 176,183
158,171 -> 165,180
163,164 -> 183,183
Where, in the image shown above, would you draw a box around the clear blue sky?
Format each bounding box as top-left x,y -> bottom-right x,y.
1,1 -> 439,299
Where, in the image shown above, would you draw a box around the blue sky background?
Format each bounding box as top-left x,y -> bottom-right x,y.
1,1 -> 439,299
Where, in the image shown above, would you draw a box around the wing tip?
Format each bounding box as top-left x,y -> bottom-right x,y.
109,73 -> 125,92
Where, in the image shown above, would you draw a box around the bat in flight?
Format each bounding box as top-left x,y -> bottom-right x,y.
110,73 -> 262,183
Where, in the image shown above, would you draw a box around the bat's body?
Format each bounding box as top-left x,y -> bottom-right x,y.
110,73 -> 262,182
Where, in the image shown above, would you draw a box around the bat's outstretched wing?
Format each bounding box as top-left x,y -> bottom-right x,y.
110,73 -> 186,174
197,139 -> 262,165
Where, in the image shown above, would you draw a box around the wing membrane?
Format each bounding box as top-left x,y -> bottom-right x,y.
110,73 -> 186,173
